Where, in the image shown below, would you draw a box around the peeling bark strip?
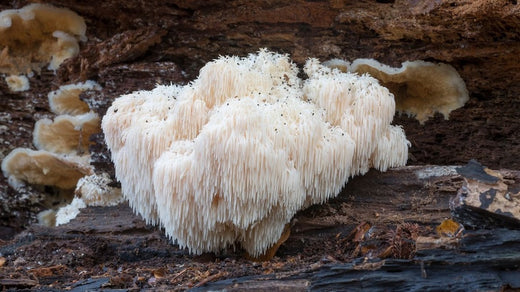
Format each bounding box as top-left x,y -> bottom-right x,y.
451,160 -> 520,229
58,27 -> 167,82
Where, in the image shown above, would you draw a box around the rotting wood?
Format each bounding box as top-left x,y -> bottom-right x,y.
2,165 -> 519,290
195,230 -> 520,292
0,0 -> 519,289
2,0 -> 520,239
451,160 -> 520,229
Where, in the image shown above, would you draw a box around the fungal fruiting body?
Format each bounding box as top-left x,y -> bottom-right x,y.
348,59 -> 469,123
33,81 -> 102,154
1,148 -> 92,190
5,74 -> 29,92
1,81 -> 109,227
0,3 -> 86,75
54,173 -> 123,226
102,49 -> 410,257
48,80 -> 101,115
0,4 -> 86,90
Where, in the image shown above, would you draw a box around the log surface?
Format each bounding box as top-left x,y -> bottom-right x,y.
1,0 -> 520,290
1,165 -> 520,290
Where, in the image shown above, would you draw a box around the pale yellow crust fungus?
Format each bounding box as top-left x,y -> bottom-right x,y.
1,148 -> 92,190
102,49 -> 410,258
0,3 -> 86,75
33,112 -> 101,154
348,59 -> 469,123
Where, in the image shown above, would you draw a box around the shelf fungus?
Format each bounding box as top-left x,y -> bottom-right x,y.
324,58 -> 469,124
1,81 -> 117,226
5,74 -> 29,92
48,80 -> 101,115
0,3 -> 86,90
1,148 -> 92,190
33,82 -> 102,155
33,112 -> 101,154
103,49 -> 410,259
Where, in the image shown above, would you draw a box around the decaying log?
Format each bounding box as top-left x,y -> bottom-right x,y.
196,227 -> 520,291
1,0 -> 520,290
2,0 -> 519,238
451,159 -> 520,229
1,165 -> 520,290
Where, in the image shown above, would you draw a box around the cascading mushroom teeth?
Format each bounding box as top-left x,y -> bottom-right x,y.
102,49 -> 410,258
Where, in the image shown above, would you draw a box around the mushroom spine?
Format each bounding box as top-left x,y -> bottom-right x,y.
102,49 -> 410,257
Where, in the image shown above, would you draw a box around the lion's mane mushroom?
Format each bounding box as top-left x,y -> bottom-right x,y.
348,59 -> 469,123
304,59 -> 410,176
102,49 -> 409,258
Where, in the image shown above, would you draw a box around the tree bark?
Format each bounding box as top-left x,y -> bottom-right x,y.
2,165 -> 520,290
1,0 -> 520,290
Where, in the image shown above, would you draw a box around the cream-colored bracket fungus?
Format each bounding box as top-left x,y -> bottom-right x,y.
0,4 -> 86,90
323,58 -> 469,123
102,49 -> 410,258
0,3 -> 86,74
1,148 -> 92,190
349,59 -> 469,123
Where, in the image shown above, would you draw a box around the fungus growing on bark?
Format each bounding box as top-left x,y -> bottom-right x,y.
304,59 -> 410,176
322,58 -> 350,72
33,112 -> 101,154
35,81 -> 103,154
5,74 -> 29,92
0,3 -> 86,75
348,59 -> 469,123
0,3 -> 86,90
48,81 -> 101,115
74,173 -> 123,207
55,197 -> 86,226
102,49 -> 409,258
55,173 -> 123,226
1,148 -> 92,189
1,81 -> 106,226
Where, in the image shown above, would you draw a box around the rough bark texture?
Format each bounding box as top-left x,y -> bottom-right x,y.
0,0 -> 519,290
1,165 -> 519,290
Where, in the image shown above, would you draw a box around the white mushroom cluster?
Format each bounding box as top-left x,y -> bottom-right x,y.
102,49 -> 410,257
